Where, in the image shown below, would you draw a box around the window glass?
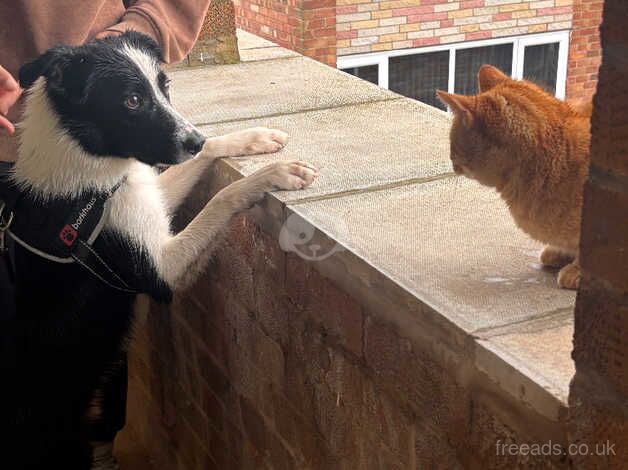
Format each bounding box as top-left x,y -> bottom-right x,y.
523,43 -> 559,94
454,44 -> 513,95
389,51 -> 449,110
342,65 -> 379,85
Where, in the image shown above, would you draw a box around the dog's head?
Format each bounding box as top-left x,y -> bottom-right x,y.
19,31 -> 205,166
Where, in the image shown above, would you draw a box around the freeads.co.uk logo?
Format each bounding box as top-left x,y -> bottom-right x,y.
58,196 -> 97,247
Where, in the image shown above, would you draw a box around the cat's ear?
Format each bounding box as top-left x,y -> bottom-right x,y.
436,90 -> 475,126
478,65 -> 509,92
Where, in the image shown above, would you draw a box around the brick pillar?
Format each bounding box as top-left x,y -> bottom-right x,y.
189,0 -> 240,66
301,0 -> 336,67
234,0 -> 336,66
566,0 -> 603,101
567,1 -> 628,468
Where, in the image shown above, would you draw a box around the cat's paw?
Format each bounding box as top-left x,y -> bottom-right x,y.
540,246 -> 575,269
557,262 -> 581,290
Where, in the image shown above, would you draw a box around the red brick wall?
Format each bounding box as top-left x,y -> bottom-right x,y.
234,0 -> 337,66
567,1 -> 628,467
566,0 -> 603,101
337,0 -> 575,55
234,0 -> 603,101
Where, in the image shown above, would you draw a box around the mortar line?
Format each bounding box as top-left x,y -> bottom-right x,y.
471,306 -> 575,340
169,54 -> 302,73
192,96 -> 404,128
238,54 -> 302,65
285,172 -> 458,206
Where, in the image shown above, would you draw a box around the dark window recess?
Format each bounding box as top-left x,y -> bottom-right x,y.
342,65 -> 379,85
389,51 -> 449,110
523,43 -> 559,94
454,44 -> 513,95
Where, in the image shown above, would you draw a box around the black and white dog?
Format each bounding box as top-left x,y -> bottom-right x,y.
1,32 -> 317,469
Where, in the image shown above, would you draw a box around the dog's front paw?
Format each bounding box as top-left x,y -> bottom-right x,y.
557,262 -> 581,290
253,160 -> 318,191
240,127 -> 288,155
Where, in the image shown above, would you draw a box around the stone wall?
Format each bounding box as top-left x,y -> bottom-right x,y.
233,0 -> 337,65
187,0 -> 241,66
567,0 -> 628,467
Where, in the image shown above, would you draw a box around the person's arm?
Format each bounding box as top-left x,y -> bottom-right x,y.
0,65 -> 21,135
101,0 -> 211,64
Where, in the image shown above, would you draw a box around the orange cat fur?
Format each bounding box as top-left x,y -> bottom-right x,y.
437,65 -> 592,289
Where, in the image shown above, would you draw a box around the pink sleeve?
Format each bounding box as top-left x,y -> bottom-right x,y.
104,0 -> 211,63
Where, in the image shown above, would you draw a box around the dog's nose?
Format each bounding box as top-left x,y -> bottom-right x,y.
182,130 -> 206,155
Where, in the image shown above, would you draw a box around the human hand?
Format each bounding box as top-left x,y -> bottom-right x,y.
0,65 -> 21,135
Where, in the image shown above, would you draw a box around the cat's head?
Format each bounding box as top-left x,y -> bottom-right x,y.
437,65 -> 566,188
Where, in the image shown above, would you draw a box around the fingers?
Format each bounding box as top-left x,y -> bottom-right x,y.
0,66 -> 22,121
0,114 -> 15,135
0,65 -> 18,92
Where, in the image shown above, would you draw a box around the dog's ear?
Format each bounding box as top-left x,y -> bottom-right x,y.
19,46 -> 91,102
20,46 -> 68,89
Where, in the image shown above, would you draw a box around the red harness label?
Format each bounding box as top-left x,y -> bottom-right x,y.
59,224 -> 78,247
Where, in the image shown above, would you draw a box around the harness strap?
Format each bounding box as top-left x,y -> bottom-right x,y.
0,164 -> 137,294
72,240 -> 136,293
0,163 -> 19,283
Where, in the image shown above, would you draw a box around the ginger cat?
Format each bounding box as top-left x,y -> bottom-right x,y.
437,65 -> 592,290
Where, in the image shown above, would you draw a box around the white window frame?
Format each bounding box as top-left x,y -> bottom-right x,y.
337,30 -> 570,100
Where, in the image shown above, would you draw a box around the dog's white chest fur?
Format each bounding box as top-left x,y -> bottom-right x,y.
106,163 -> 171,267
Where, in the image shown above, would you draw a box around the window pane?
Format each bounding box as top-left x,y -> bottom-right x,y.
523,43 -> 559,94
454,44 -> 513,95
342,65 -> 379,85
389,51 -> 449,110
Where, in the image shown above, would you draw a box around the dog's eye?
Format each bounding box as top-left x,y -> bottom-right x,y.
125,95 -> 142,110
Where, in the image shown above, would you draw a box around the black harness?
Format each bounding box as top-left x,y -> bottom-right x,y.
0,162 -> 137,297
